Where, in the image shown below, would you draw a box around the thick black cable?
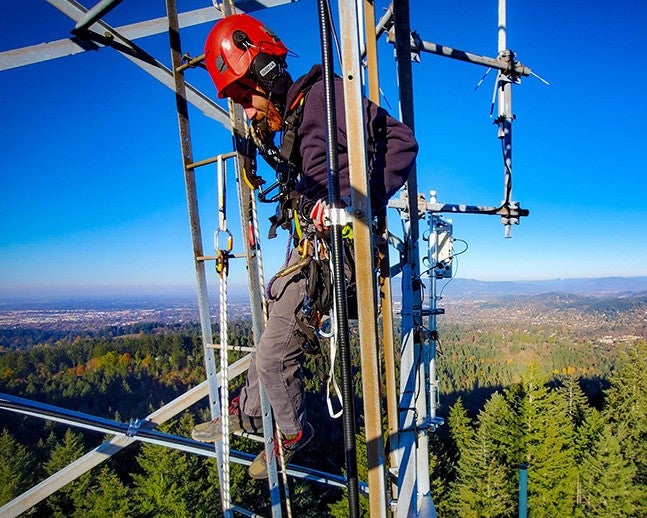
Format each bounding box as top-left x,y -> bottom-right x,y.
316,1 -> 359,516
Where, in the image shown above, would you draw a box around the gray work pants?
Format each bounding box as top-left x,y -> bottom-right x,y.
239,248 -> 307,436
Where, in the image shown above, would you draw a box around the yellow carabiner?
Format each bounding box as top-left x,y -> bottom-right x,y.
215,249 -> 229,277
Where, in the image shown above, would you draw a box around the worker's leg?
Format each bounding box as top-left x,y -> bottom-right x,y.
240,248 -> 307,435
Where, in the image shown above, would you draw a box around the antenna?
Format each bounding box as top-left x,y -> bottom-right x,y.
497,0 -> 517,238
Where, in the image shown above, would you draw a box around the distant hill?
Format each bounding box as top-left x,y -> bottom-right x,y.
439,276 -> 647,298
2,277 -> 646,310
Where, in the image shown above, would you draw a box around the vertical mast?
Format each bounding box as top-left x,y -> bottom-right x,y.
392,1 -> 434,515
497,0 -> 515,238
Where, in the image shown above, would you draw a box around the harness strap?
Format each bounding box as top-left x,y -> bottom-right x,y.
280,90 -> 307,163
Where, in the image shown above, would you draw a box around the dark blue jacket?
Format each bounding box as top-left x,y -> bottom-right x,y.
284,65 -> 418,210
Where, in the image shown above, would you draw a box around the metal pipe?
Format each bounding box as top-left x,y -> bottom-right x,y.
388,194 -> 530,218
73,0 -> 124,32
376,4 -> 394,39
208,343 -> 256,353
359,2 -> 392,60
519,463 -> 528,518
414,39 -> 530,77
317,0 -> 359,515
175,52 -> 205,72
187,151 -> 237,170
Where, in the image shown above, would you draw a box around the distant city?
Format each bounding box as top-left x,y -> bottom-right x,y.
1,276 -> 645,334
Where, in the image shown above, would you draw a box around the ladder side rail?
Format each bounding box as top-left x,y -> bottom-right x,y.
164,1 -> 231,514
338,1 -> 388,516
362,0 -> 401,503
218,2 -> 283,516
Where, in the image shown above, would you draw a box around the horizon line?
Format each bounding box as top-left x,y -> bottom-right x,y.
2,275 -> 646,300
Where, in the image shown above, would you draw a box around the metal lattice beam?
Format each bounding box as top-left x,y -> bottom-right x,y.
1,0 -> 295,71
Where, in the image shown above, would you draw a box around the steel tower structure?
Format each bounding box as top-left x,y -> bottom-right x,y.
1,1 -> 531,516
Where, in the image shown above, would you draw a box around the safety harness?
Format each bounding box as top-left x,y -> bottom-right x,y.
247,85 -> 355,416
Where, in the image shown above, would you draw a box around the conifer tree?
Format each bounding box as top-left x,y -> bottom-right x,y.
428,433 -> 451,514
0,428 -> 36,506
43,428 -> 88,516
558,374 -> 591,428
558,374 -> 593,510
70,466 -> 133,517
448,394 -> 516,517
602,340 -> 646,516
481,392 -> 522,470
448,398 -> 472,454
132,413 -> 220,517
578,416 -> 640,517
604,340 -> 647,486
517,367 -> 577,518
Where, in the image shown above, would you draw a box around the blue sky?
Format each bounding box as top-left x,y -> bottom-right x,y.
1,0 -> 646,298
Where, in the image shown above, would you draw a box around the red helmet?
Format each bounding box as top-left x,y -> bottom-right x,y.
204,14 -> 288,98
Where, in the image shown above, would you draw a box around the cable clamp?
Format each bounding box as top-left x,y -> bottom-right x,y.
126,418 -> 144,437
329,206 -> 348,227
329,206 -> 354,239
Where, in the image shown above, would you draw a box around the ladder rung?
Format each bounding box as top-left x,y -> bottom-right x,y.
175,53 -> 205,73
196,254 -> 246,261
207,343 -> 255,353
186,151 -> 237,170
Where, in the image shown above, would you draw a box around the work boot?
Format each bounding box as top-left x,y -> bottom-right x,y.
191,397 -> 263,443
248,422 -> 315,480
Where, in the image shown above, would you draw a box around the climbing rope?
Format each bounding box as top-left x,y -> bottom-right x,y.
215,154 -> 233,512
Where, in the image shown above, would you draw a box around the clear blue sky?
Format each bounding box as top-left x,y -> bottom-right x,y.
1,0 -> 646,298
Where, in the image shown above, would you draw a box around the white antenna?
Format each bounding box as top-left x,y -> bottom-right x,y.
496,0 -> 515,237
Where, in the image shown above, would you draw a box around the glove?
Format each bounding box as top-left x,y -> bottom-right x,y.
309,198 -> 330,233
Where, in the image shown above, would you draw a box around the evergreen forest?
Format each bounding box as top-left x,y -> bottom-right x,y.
0,301 -> 645,516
